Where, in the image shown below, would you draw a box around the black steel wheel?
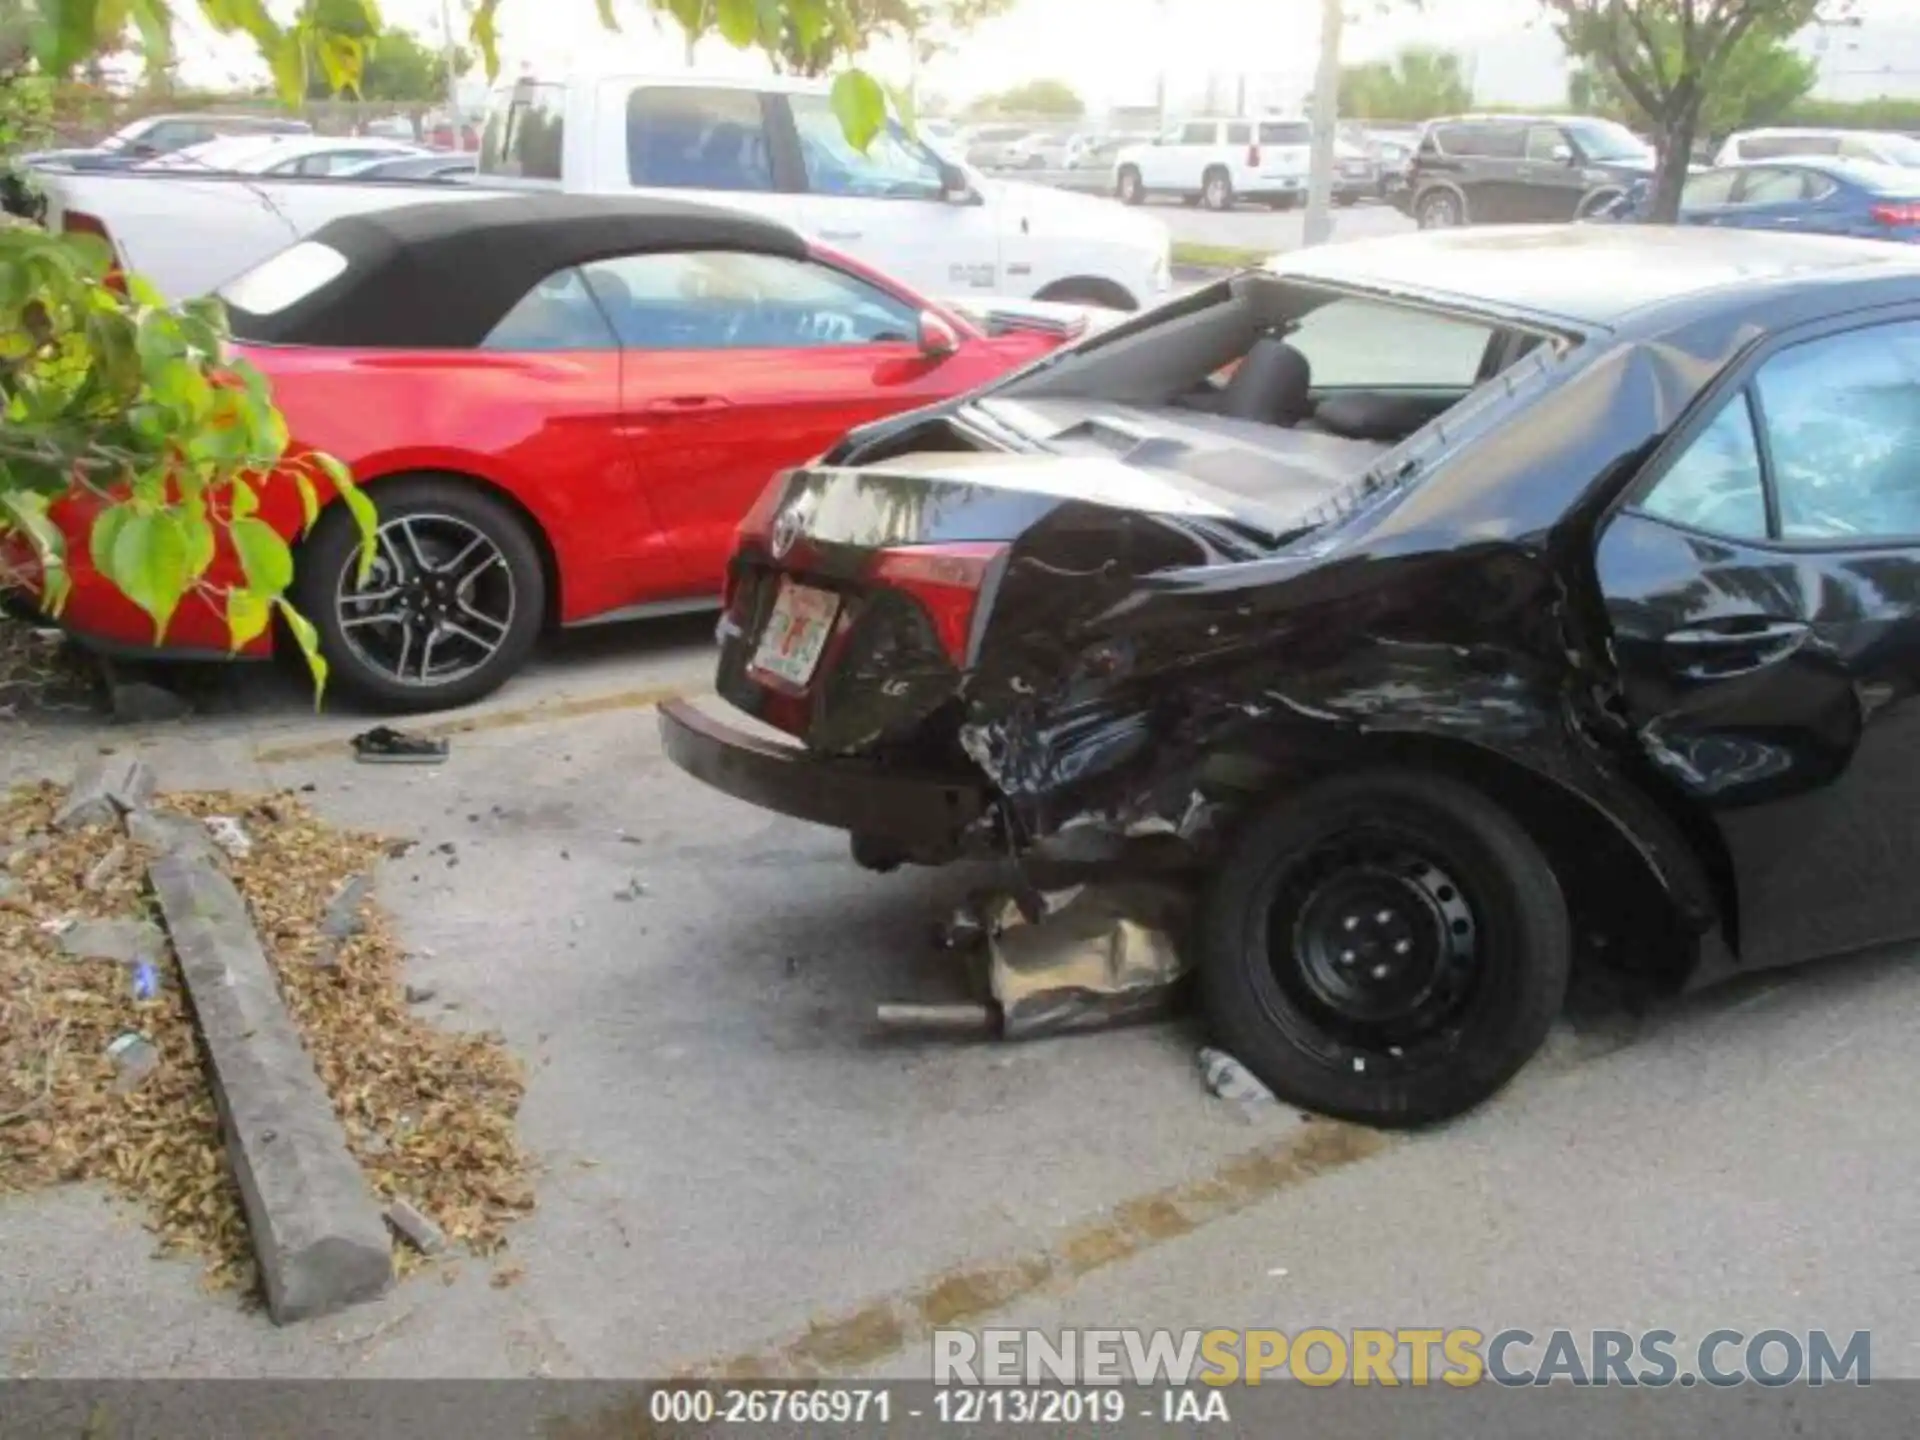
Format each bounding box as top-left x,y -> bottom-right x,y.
295,475 -> 546,713
1416,186 -> 1466,228
1199,769 -> 1569,1127
1202,167 -> 1235,212
1116,166 -> 1144,205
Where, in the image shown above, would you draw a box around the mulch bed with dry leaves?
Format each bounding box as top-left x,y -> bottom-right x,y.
0,780 -> 534,1296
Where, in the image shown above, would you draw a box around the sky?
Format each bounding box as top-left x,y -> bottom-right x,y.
174,0 -> 1920,113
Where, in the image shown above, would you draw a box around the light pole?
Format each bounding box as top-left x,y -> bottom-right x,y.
1302,0 -> 1342,247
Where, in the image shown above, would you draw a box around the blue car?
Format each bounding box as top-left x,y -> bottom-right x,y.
1605,157 -> 1920,241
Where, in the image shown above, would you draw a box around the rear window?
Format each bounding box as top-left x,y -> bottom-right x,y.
218,241 -> 349,318
1288,296 -> 1496,389
480,82 -> 565,179
1259,121 -> 1310,146
627,86 -> 772,192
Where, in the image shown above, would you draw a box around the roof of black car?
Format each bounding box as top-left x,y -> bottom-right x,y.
1270,224 -> 1920,330
224,193 -> 809,349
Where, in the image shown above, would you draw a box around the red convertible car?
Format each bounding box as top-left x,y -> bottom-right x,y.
14,196 -> 1097,709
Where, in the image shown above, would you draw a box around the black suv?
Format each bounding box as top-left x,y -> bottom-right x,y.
1398,114 -> 1656,229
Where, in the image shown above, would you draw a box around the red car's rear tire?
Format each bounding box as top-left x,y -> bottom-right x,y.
295,475 -> 547,714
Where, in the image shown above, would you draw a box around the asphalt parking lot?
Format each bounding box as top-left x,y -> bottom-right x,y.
4,632 -> 1918,1384
1159,195 -> 1415,253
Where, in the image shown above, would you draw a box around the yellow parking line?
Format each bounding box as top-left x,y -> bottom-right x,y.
252,683 -> 704,766
675,1121 -> 1394,1381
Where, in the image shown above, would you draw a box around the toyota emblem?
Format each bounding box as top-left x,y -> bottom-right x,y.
771,496 -> 811,558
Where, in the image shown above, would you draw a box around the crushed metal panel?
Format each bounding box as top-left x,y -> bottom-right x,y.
985,882 -> 1192,1039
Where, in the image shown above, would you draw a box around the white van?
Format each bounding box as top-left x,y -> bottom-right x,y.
1714,128 -> 1920,168
480,74 -> 1172,310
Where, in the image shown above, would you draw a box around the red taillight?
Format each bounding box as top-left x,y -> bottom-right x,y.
868,542 -> 1008,667
61,209 -> 126,293
1248,143 -> 1262,167
1873,201 -> 1920,227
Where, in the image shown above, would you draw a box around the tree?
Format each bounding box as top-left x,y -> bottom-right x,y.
312,23 -> 471,104
969,78 -> 1084,119
765,0 -> 1010,78
3,0 -> 904,697
1338,45 -> 1472,120
1542,0 -> 1852,222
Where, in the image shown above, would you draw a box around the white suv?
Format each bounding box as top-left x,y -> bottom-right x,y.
1114,117 -> 1312,211
1715,127 -> 1920,168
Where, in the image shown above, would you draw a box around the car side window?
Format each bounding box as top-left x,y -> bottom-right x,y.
1181,122 -> 1216,145
1735,167 -> 1806,204
1477,124 -> 1526,159
627,86 -> 772,192
1682,169 -> 1739,207
790,95 -> 944,200
1524,126 -> 1565,162
481,267 -> 619,351
1837,136 -> 1880,161
1226,123 -> 1251,146
1755,322 -> 1920,541
1640,392 -> 1770,539
1804,173 -> 1837,201
578,251 -> 921,350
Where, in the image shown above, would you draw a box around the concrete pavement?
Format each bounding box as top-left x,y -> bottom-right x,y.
2,637 -> 1914,1382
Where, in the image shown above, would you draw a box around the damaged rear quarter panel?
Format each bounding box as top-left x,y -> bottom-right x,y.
958,324 -> 1768,970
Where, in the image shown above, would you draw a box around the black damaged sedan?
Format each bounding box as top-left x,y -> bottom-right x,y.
662,225 -> 1920,1126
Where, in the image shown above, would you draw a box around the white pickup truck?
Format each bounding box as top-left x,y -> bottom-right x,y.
38,72 -> 1173,312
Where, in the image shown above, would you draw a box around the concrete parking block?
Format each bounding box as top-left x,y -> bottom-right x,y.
148,849 -> 393,1324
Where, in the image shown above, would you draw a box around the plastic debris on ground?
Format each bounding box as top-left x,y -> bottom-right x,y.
1197,1045 -> 1279,1118
351,726 -> 450,766
883,881 -> 1193,1041
0,779 -> 532,1295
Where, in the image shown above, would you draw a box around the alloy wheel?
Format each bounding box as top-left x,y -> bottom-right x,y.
334,513 -> 517,689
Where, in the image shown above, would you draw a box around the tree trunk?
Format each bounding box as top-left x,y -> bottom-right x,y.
1648,103 -> 1701,224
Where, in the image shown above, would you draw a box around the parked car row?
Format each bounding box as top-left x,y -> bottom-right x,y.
1596,155 -> 1920,242
1113,116 -> 1381,211
35,74 -> 1171,314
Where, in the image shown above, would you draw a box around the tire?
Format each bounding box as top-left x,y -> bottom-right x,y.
1266,194 -> 1300,212
1335,193 -> 1360,208
1202,167 -> 1235,212
1577,188 -> 1623,220
1415,186 -> 1467,229
294,474 -> 547,714
1197,769 -> 1570,1128
1116,166 -> 1144,205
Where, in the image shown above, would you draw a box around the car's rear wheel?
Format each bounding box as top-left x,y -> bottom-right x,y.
1416,186 -> 1467,228
295,475 -> 547,714
1198,769 -> 1569,1128
1202,167 -> 1235,211
1576,188 -> 1624,220
1116,166 -> 1144,205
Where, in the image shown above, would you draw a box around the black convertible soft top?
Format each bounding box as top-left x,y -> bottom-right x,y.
223,193 -> 810,349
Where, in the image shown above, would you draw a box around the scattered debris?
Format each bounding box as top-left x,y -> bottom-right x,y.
1268,1267 -> 1289,1279
82,842 -> 127,892
132,960 -> 160,1000
58,917 -> 162,967
203,815 -> 253,860
105,1032 -> 160,1093
490,1261 -> 525,1290
385,1198 -> 449,1257
874,1001 -> 996,1036
317,873 -> 375,966
613,876 -> 647,902
352,727 -> 450,766
892,883 -> 1192,1041
1199,1047 -> 1278,1116
54,756 -> 156,831
403,984 -> 436,1005
4,834 -> 50,872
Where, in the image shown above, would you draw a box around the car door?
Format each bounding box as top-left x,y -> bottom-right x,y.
1520,124 -> 1584,220
1674,167 -> 1741,225
581,248 -> 983,595
785,94 -> 1000,299
1595,312 -> 1920,970
1716,165 -> 1817,231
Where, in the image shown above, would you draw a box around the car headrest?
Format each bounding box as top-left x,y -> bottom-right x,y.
1219,334 -> 1314,426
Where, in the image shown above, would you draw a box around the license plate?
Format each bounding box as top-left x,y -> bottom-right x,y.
750,579 -> 841,688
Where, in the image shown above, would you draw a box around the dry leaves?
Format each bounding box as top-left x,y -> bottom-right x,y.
0,619 -> 98,715
0,780 -> 533,1296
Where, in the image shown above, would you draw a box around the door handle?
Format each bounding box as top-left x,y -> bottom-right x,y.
637,394 -> 732,415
